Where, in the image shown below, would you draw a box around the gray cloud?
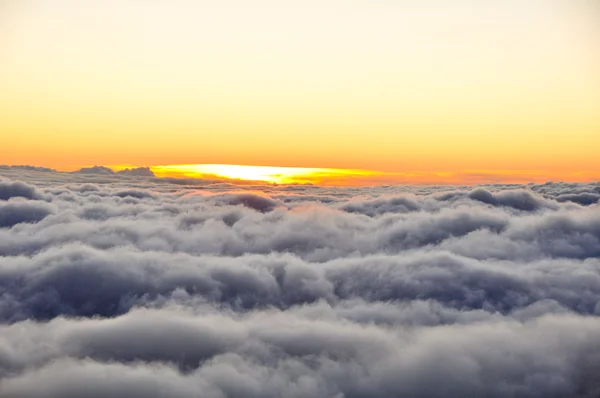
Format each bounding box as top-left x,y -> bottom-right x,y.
1,309 -> 600,398
117,167 -> 155,177
0,166 -> 599,397
0,200 -> 55,228
74,166 -> 116,175
0,180 -> 45,200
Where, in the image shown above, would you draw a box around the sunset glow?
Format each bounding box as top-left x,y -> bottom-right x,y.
105,164 -> 600,185
1,0 -> 598,182
118,164 -> 378,185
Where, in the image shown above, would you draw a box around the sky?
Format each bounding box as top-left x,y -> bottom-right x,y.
0,0 -> 599,183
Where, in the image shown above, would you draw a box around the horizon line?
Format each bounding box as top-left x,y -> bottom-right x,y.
2,163 -> 600,186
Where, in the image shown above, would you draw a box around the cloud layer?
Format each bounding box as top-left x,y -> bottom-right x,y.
0,166 -> 599,397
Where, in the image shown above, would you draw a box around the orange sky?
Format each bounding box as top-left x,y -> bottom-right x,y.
0,0 -> 599,183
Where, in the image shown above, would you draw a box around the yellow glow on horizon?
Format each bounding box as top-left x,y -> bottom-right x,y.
143,164 -> 379,185
105,164 -> 600,186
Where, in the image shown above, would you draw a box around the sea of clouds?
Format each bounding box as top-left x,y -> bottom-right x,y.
1,165 -> 600,397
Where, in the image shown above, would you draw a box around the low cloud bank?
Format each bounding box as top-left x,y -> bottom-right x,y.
0,167 -> 599,397
75,165 -> 156,177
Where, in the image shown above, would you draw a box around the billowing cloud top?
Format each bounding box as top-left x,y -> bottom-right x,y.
0,166 -> 599,397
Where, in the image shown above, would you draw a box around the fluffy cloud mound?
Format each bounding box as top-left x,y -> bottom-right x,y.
75,165 -> 116,175
117,167 -> 155,177
74,166 -> 156,177
0,180 -> 45,200
0,200 -> 55,228
0,167 -> 599,397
